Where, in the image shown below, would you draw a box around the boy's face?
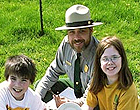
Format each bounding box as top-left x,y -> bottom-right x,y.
7,74 -> 31,100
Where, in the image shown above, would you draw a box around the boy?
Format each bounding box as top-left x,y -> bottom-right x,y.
0,55 -> 46,110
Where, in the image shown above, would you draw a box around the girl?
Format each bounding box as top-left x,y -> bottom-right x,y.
86,36 -> 140,110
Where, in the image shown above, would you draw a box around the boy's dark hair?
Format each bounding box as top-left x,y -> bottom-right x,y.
4,55 -> 37,84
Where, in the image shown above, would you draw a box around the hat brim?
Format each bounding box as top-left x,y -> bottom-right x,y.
57,102 -> 82,110
55,22 -> 103,30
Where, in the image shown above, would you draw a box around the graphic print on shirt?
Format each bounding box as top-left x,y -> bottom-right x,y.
113,94 -> 119,110
6,105 -> 29,110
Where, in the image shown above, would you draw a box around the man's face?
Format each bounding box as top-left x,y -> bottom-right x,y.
68,28 -> 93,53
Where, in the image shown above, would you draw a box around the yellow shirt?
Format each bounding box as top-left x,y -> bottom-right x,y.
86,81 -> 140,110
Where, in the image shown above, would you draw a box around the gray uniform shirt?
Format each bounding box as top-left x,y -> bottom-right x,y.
35,35 -> 99,101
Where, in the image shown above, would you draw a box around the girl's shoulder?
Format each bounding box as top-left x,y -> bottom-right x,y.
120,82 -> 138,96
127,82 -> 137,92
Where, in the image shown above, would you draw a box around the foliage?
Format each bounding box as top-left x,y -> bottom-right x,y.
0,0 -> 140,95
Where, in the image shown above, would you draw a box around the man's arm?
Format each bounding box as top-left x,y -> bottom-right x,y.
35,38 -> 67,99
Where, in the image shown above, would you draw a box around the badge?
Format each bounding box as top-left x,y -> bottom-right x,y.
84,64 -> 88,73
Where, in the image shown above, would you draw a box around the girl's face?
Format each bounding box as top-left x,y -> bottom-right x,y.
7,74 -> 31,100
100,46 -> 122,84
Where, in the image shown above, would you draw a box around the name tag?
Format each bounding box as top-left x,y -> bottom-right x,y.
66,60 -> 71,66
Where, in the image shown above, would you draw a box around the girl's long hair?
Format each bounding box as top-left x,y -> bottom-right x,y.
89,36 -> 133,94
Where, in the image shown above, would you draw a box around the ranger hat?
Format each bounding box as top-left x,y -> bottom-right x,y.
55,4 -> 102,30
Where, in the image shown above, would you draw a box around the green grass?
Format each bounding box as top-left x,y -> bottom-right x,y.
0,0 -> 140,95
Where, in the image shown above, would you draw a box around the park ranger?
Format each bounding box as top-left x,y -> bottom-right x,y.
35,4 -> 102,109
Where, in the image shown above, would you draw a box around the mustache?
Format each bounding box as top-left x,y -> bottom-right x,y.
73,39 -> 85,43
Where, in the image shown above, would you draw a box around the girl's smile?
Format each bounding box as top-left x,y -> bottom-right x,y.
100,46 -> 122,84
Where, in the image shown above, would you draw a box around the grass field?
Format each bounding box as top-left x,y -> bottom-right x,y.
0,0 -> 140,95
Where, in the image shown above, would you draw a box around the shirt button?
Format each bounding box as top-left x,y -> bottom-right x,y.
76,82 -> 79,85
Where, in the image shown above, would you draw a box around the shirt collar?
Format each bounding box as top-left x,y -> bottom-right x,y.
82,36 -> 98,59
71,36 -> 99,59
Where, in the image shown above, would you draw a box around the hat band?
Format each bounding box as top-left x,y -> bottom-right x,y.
66,20 -> 93,27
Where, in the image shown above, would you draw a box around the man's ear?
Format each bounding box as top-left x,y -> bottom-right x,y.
89,27 -> 93,32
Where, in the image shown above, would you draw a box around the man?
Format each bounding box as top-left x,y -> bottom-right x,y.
35,4 -> 102,108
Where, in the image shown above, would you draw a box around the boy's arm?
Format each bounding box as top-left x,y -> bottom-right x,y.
0,82 -> 8,110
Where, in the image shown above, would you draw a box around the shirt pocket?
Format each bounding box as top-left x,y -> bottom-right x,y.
64,60 -> 74,82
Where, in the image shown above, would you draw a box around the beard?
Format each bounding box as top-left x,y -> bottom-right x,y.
68,29 -> 92,52
69,39 -> 90,52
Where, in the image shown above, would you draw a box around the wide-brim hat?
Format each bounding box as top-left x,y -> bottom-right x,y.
57,102 -> 82,110
55,4 -> 103,30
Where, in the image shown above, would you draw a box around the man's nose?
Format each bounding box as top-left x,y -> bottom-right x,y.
74,31 -> 81,38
